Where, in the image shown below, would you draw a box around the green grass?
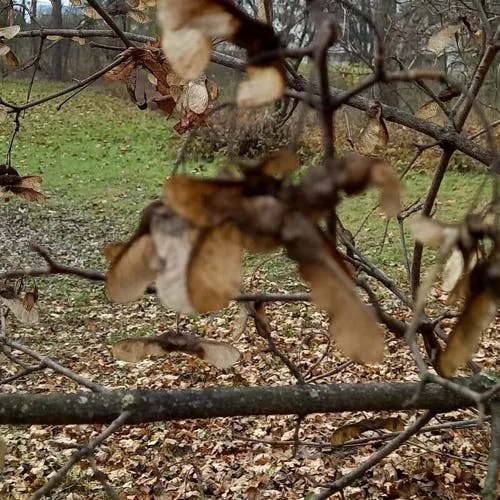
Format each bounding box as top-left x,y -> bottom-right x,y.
0,79 -> 494,288
0,79 -> 220,214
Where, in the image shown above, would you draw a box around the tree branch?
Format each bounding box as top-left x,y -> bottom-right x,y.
0,376 -> 495,426
15,29 -> 498,168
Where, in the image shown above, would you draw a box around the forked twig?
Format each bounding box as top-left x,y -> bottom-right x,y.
29,411 -> 131,500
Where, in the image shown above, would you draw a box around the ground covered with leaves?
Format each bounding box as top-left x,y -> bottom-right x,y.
0,81 -> 497,499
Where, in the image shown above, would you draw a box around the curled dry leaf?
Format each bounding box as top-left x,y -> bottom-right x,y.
331,417 -> 405,446
410,215 -> 459,247
427,23 -> 461,55
164,176 -> 243,227
106,234 -> 157,303
442,248 -> 479,304
0,25 -> 20,40
236,65 -> 285,108
357,102 -> 389,155
282,213 -> 385,364
152,211 -> 199,313
0,164 -> 46,203
187,223 -> 242,313
158,0 -> 237,79
261,149 -> 299,177
339,156 -> 401,217
105,201 -> 165,302
437,291 -> 497,378
112,331 -> 240,368
158,0 -> 285,107
5,50 -> 18,66
0,287 -> 39,324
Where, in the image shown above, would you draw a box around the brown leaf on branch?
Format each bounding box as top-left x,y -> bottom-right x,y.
357,102 -> 389,155
164,176 -> 243,227
5,49 -> 18,66
112,331 -> 240,368
282,213 -> 385,364
158,0 -> 285,107
0,25 -> 20,40
151,208 -> 198,313
331,417 -> 405,445
0,164 -> 46,203
438,291 -> 497,378
0,285 -> 39,324
187,223 -> 242,313
427,23 -> 461,55
106,234 -> 157,303
338,156 -> 401,217
105,202 -> 165,303
410,215 -> 460,247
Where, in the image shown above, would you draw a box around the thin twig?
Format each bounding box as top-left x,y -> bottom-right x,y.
29,411 -> 131,500
482,400 -> 500,500
313,412 -> 435,498
2,338 -> 109,394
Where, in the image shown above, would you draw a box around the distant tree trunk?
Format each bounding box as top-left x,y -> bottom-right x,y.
374,0 -> 399,106
50,0 -> 63,80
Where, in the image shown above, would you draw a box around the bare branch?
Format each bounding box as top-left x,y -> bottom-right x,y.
313,411 -> 435,498
29,410 -> 131,500
1,338 -> 109,394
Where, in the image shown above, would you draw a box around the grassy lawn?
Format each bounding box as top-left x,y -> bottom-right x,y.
0,79 -> 494,290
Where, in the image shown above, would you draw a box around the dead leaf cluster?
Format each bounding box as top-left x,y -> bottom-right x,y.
105,152 -> 402,365
411,214 -> 499,377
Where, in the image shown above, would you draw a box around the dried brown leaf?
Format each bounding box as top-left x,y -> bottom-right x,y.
442,249 -> 464,293
158,0 -> 285,107
0,25 -> 20,40
283,214 -> 385,364
370,162 -> 401,217
112,331 -> 240,368
339,156 -> 401,217
158,0 -> 237,80
331,417 -> 405,445
164,176 -> 243,227
0,44 -> 10,56
410,215 -> 459,246
236,65 -> 285,108
151,210 -> 198,313
357,103 -> 389,155
106,234 -> 157,303
427,23 -> 461,55
437,291 -> 497,377
187,223 -> 242,313
5,49 -> 18,66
